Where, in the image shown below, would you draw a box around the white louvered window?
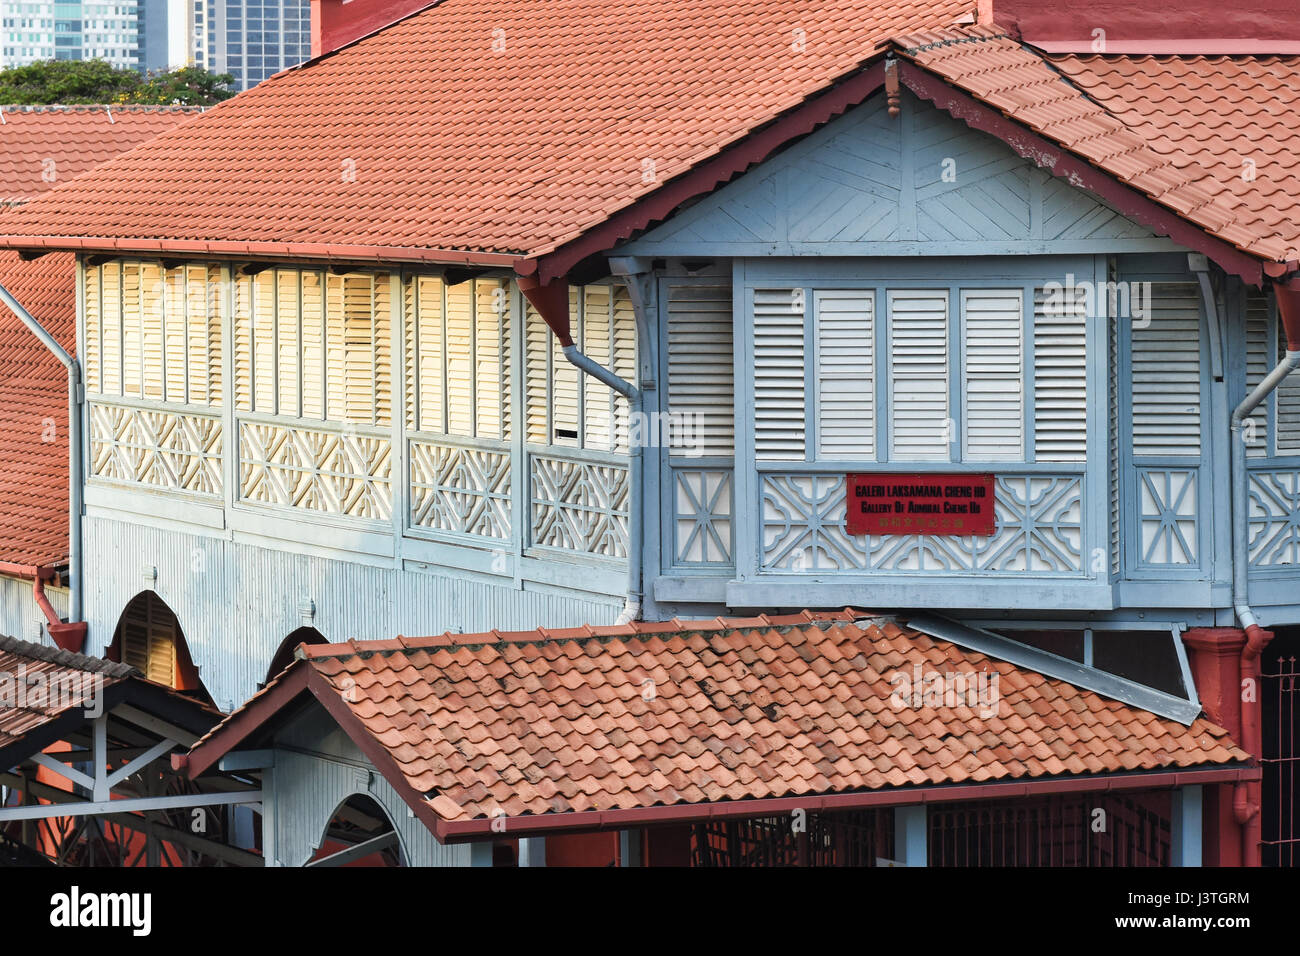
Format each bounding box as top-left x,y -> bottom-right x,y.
234,268 -> 392,426
1033,285 -> 1087,461
754,288 -> 806,460
888,289 -> 949,461
1131,281 -> 1202,457
963,289 -> 1023,461
84,259 -> 223,407
1244,289 -> 1271,458
524,280 -> 636,453
405,275 -> 510,440
814,290 -> 873,458
666,280 -> 734,457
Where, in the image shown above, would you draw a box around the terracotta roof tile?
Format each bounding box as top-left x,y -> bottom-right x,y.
273,612 -> 1252,823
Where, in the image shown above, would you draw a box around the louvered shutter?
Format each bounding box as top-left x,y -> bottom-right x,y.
476,279 -> 505,440
814,290 -> 873,458
206,265 -> 223,405
583,284 -> 613,451
139,263 -> 164,400
101,261 -> 122,395
373,274 -> 392,427
252,271 -> 276,414
337,274 -> 374,424
83,262 -> 101,394
1278,332 -> 1300,455
667,281 -> 733,457
753,288 -> 806,459
444,281 -> 474,436
182,267 -> 205,405
1245,289 -> 1271,458
163,267 -> 186,403
550,287 -> 581,445
274,271 -> 299,417
120,597 -> 176,688
612,284 -> 636,453
233,274 -> 253,412
889,290 -> 949,460
1132,282 -> 1201,456
962,290 -> 1023,460
524,301 -> 549,445
1032,285 -> 1087,461
300,271 -> 325,419
414,276 -> 444,433
121,262 -> 142,398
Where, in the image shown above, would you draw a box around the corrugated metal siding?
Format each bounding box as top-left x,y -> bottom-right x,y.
83,515 -> 622,711
0,574 -> 67,643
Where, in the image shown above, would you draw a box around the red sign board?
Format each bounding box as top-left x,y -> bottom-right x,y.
845,473 -> 996,536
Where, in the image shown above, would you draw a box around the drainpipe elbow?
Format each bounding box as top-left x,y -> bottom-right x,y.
1233,781 -> 1258,825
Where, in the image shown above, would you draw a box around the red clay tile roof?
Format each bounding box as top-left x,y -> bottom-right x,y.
0,633 -> 133,756
190,611 -> 1249,828
0,0 -> 971,262
895,26 -> 1300,263
0,250 -> 74,567
0,105 -> 203,205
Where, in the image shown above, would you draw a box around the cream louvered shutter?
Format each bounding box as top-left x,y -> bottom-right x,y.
182,267 -> 205,405
1277,333 -> 1300,455
963,289 -> 1023,460
276,271 -> 301,418
549,287 -> 581,446
83,262 -> 101,394
524,301 -> 549,445
252,271 -> 276,414
611,284 -> 636,452
815,290 -> 873,459
889,289 -> 949,460
475,279 -> 505,440
300,271 -> 325,419
1132,282 -> 1202,457
1033,285 -> 1087,461
139,263 -> 164,401
372,274 -> 392,427
753,288 -> 806,459
414,276 -> 444,433
120,597 -> 176,688
667,281 -> 733,457
163,267 -> 186,403
1245,289 -> 1271,458
101,261 -> 122,395
582,284 -> 613,451
327,273 -> 375,424
121,262 -> 143,398
233,274 -> 253,412
206,265 -> 223,405
444,281 -> 474,437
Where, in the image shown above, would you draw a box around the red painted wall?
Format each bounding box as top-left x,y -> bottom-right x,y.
310,0 -> 434,57
993,0 -> 1300,47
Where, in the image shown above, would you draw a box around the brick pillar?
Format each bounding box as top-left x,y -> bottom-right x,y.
1182,628 -> 1247,867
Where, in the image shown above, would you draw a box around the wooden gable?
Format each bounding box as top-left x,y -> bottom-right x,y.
620,91 -> 1167,256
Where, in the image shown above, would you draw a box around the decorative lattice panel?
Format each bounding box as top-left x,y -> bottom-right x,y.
761,473 -> 1083,574
529,453 -> 629,558
89,401 -> 222,495
1136,468 -> 1199,566
672,468 -> 734,566
1248,470 -> 1300,568
238,421 -> 392,520
409,438 -> 511,540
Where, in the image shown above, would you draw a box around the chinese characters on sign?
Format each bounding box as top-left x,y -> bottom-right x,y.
845,474 -> 996,536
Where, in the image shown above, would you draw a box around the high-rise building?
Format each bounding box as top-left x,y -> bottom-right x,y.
192,0 -> 308,91
0,1 -> 140,69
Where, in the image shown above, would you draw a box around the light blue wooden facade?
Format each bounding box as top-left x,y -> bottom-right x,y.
73,89 -> 1300,719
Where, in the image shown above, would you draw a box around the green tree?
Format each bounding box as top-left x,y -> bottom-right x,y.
0,60 -> 236,106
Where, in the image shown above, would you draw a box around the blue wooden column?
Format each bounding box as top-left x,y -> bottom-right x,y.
894,805 -> 928,867
1171,785 -> 1203,867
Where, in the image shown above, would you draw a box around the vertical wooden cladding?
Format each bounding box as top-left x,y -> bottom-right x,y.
234,267 -> 391,427
523,280 -> 636,453
82,259 -> 224,406
404,274 -> 511,441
